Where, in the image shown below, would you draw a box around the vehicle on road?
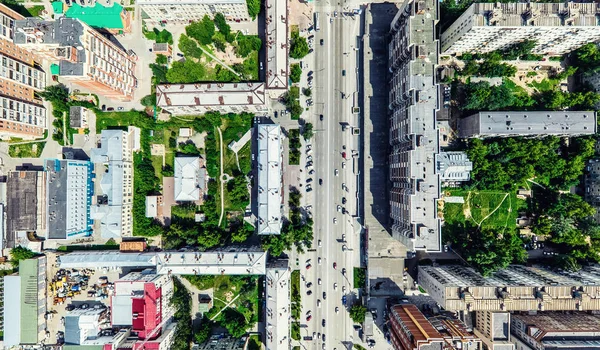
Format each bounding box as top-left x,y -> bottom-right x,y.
319,179 -> 323,185
334,283 -> 337,290
117,107 -> 124,111
337,205 -> 342,212
342,268 -> 346,275
323,292 -> 326,300
342,234 -> 346,241
318,278 -> 322,285
342,286 -> 346,293
322,334 -> 326,341
320,39 -> 324,45
306,161 -> 313,167
320,114 -> 324,121
342,162 -> 346,169
342,151 -> 347,158
318,240 -> 322,247
314,12 -> 320,31
334,169 -> 339,176
307,282 -> 313,288
101,105 -> 106,111
307,155 -> 313,161
342,245 -> 347,251
306,315 -> 312,321
307,178 -> 313,183
318,257 -> 322,265
107,107 -> 114,111
322,319 -> 326,327
335,307 -> 339,313
306,264 -> 312,270
308,70 -> 313,76
334,10 -> 338,17
333,262 -> 337,269
317,299 -> 321,307
342,197 -> 346,204
342,70 -> 346,76
342,295 -> 347,305
342,207 -> 347,214
333,218 -> 337,224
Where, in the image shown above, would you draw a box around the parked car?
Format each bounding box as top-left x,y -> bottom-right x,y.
320,39 -> 324,45
107,107 -> 114,111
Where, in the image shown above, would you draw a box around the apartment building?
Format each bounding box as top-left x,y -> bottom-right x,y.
156,83 -> 268,115
441,2 -> 600,55
459,111 -> 597,139
138,0 -> 250,23
474,312 -> 515,350
511,312 -> 600,350
585,158 -> 600,223
265,0 -> 288,91
256,124 -> 283,235
13,17 -> 137,101
388,304 -> 481,350
388,0 -> 442,252
0,4 -> 47,139
91,127 -> 140,238
419,265 -> 600,312
265,261 -> 290,350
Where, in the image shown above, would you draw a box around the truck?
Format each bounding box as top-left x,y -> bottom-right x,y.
314,12 -> 320,31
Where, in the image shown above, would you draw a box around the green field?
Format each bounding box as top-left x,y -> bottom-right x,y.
443,189 -> 524,230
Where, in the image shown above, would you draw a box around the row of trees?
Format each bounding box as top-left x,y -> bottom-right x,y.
290,29 -> 310,59
459,52 -> 517,78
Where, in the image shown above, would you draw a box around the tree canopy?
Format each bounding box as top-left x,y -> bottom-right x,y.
349,303 -> 367,324
214,13 -> 231,38
166,60 -> 206,83
246,0 -> 260,19
10,246 -> 36,267
290,63 -> 302,83
290,30 -> 309,59
178,34 -> 203,59
186,16 -> 215,45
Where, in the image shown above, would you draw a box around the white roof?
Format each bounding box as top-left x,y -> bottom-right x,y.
156,83 -> 266,109
138,0 -> 245,4
265,264 -> 290,350
265,0 -> 288,89
3,275 -> 21,347
256,124 -> 283,235
174,157 -> 201,201
145,196 -> 158,218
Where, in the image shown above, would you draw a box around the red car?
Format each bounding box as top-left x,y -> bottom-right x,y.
306,315 -> 312,322
342,152 -> 347,158
306,264 -> 312,270
333,262 -> 337,269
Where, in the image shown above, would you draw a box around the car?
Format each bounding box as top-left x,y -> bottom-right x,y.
335,307 -> 339,313
307,282 -> 313,288
342,145 -> 346,150
323,292 -> 327,300
330,17 -> 333,23
333,262 -> 337,269
342,295 -> 347,305
307,155 -> 313,161
307,290 -> 312,295
260,62 -> 263,70
306,144 -> 312,150
341,234 -> 346,241
318,278 -> 322,285
342,70 -> 346,76
307,75 -> 313,81
313,332 -> 316,338
320,114 -> 324,121
342,207 -> 347,215
334,283 -> 337,290
342,286 -> 346,293
342,151 -> 347,158
443,245 -> 449,253
101,104 -> 106,111
306,264 -> 312,270
306,178 -> 313,184
306,186 -> 312,193
342,197 -> 347,204
333,218 -> 337,224
317,332 -> 321,339
117,107 -> 124,111
318,240 -> 322,247
342,245 -> 347,251
342,183 -> 347,191
335,169 -> 339,176
317,299 -> 321,307
309,169 -> 315,175
308,70 -> 313,76
337,205 -> 342,212
176,52 -> 184,57
65,0 -> 71,5
320,39 -> 324,45
319,179 -> 323,185
306,315 -> 312,321
306,161 -> 313,167
322,319 -> 326,327
342,162 -> 346,169
322,334 -> 326,342
318,257 -> 322,265
107,107 -> 114,111
342,268 -> 346,275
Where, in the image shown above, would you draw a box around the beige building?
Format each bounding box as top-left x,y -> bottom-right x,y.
156,82 -> 268,115
265,0 -> 288,91
441,2 -> 600,55
419,265 -> 600,312
0,4 -> 47,139
138,0 -> 250,24
14,17 -> 137,101
511,312 -> 600,349
474,312 -> 515,350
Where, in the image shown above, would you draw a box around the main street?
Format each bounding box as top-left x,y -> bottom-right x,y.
299,4 -> 363,349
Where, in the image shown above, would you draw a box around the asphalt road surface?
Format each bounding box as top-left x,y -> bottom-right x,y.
299,5 -> 363,350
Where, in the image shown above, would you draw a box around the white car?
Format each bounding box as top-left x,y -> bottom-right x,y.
335,307 -> 339,313
334,283 -> 337,290
342,162 -> 346,169
318,257 -> 322,265
335,169 -> 339,176
337,205 -> 342,212
318,278 -> 322,285
317,299 -> 321,307
307,155 -> 313,162
318,240 -> 322,247
333,218 -> 338,224
342,245 -> 347,251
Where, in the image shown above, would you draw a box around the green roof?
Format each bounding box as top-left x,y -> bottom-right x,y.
65,3 -> 124,29
50,64 -> 60,75
52,1 -> 63,14
20,259 -> 40,344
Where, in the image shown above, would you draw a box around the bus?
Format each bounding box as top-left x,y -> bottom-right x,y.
314,12 -> 320,31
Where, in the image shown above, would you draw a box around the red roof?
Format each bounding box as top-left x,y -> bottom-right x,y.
132,282 -> 162,339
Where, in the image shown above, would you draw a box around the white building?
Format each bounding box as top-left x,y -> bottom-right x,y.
265,262 -> 290,350
64,307 -> 110,345
174,156 -> 206,201
441,2 -> 600,55
138,0 -> 250,24
256,124 -> 283,235
91,127 -> 140,238
156,83 -> 268,116
265,0 -> 288,91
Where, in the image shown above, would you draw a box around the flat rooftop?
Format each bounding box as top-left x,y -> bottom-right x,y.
265,0 -> 287,89
256,124 -> 282,235
138,0 -> 245,4
156,83 -> 266,109
6,171 -> 43,248
265,263 -> 290,350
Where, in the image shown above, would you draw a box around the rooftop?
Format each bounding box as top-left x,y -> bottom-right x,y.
436,152 -> 472,182
174,157 -> 201,201
265,263 -> 290,350
156,83 -> 266,109
256,124 -> 283,235
138,0 -> 245,4
265,0 -> 288,89
65,3 -> 125,29
6,171 -> 44,248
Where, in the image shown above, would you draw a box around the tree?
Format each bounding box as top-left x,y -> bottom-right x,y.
178,34 -> 203,59
214,13 -> 231,38
246,0 -> 260,19
141,94 -> 156,107
167,60 -> 206,83
290,63 -> 302,83
302,122 -> 313,140
186,16 -> 215,45
155,54 -> 168,65
227,176 -> 250,210
234,33 -> 262,57
220,309 -> 249,338
462,81 -> 515,111
290,30 -> 309,59
212,32 -> 227,52
153,28 -> 174,44
349,303 -> 367,323
194,316 -> 213,344
149,63 -> 168,83
10,246 -> 36,267
39,84 -> 69,102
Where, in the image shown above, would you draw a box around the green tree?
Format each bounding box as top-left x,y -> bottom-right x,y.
141,94 -> 156,107
302,122 -> 313,140
246,0 -> 260,19
178,34 -> 203,59
349,303 -> 367,323
214,13 -> 231,38
194,316 -> 213,344
290,63 -> 302,83
290,30 -> 309,59
212,32 -> 227,52
302,88 -> 312,97
463,81 -> 515,111
155,54 -> 168,65
234,33 -> 262,57
166,60 -> 206,83
150,63 -> 168,83
220,309 -> 249,338
153,28 -> 174,44
227,176 -> 250,209
39,84 -> 69,102
10,246 -> 36,267
186,16 -> 215,45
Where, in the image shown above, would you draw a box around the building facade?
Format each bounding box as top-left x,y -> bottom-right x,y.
265,0 -> 288,91
14,17 -> 137,101
138,0 -> 250,23
459,111 -> 597,139
91,127 -> 140,238
256,124 -> 283,235
474,311 -> 515,350
388,0 -> 442,252
441,2 -> 600,55
0,3 -> 47,139
419,265 -> 600,312
265,262 -> 290,350
156,83 -> 268,115
511,312 -> 600,349
585,158 -> 600,223
45,159 -> 94,240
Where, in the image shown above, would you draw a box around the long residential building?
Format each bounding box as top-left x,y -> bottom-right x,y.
256,124 -> 283,235
13,17 -> 137,101
265,0 -> 288,91
0,3 -> 47,139
265,261 -> 290,350
419,265 -> 600,312
441,2 -> 600,55
459,111 -> 597,139
138,0 -> 250,23
585,158 -> 600,223
156,83 -> 268,115
91,127 -> 140,238
388,0 -> 442,252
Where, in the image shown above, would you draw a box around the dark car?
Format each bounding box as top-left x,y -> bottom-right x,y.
342,70 -> 346,76
307,290 -> 312,295
307,315 -> 312,321
101,104 -> 106,111
320,114 -> 324,121
342,197 -> 346,204
320,39 -> 324,45
307,178 -> 313,183
323,292 -> 326,300
319,179 -> 323,185
322,319 -> 326,327
107,107 -> 114,111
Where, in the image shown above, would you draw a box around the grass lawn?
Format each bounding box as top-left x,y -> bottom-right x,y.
291,322 -> 300,340
291,270 -> 301,320
443,189 -> 523,230
96,110 -> 153,131
26,5 -> 44,16
8,142 -> 45,158
151,155 -> 164,182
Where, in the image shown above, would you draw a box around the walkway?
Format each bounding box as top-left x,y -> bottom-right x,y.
217,127 -> 225,226
199,46 -> 241,77
209,292 -> 242,321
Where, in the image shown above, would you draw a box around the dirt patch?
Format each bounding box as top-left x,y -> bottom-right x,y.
289,0 -> 313,30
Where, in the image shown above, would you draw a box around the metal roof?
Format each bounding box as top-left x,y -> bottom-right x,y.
256,124 -> 283,235
265,0 -> 288,89
3,275 -> 21,348
174,157 -> 201,201
265,263 -> 290,350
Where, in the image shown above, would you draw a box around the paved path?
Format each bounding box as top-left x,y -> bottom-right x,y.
199,46 -> 241,77
217,127 -> 225,226
209,292 -> 242,321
